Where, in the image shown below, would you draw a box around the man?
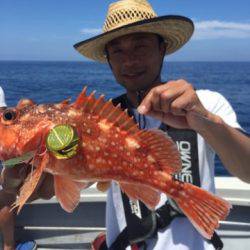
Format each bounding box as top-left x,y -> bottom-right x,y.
0,86 -> 38,250
74,0 -> 250,249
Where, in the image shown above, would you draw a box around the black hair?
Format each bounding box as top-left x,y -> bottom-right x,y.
157,34 -> 165,45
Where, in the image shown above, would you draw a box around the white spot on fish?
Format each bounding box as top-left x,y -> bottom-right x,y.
122,161 -> 128,166
98,120 -> 112,131
68,109 -> 77,117
87,129 -> 91,134
95,146 -> 100,151
125,137 -> 140,149
182,202 -> 188,207
20,114 -> 30,121
169,188 -> 175,194
134,158 -> 141,163
96,158 -> 102,163
147,155 -> 156,163
88,164 -> 95,170
99,137 -> 107,144
180,191 -> 187,197
38,106 -> 46,114
104,152 -> 109,156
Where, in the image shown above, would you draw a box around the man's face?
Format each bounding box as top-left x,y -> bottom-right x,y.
106,33 -> 165,92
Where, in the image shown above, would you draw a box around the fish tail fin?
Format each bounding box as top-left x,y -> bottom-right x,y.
170,181 -> 231,239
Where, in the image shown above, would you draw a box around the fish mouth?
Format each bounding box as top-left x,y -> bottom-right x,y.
0,151 -> 9,161
1,151 -> 36,168
0,146 -> 14,161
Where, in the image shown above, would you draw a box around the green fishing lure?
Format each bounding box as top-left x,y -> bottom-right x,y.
46,124 -> 79,159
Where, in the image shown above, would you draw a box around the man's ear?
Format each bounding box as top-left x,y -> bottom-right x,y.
107,58 -> 113,70
159,42 -> 166,59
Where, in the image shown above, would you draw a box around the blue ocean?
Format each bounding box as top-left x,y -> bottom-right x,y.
0,61 -> 249,176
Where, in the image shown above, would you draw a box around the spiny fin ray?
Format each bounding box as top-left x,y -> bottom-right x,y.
73,87 -> 139,134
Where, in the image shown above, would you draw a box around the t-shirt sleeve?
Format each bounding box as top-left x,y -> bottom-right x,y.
0,86 -> 6,107
197,90 -> 242,130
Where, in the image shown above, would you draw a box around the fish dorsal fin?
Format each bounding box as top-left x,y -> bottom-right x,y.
60,98 -> 71,105
72,86 -> 88,109
136,129 -> 182,174
54,175 -> 89,213
73,87 -> 138,134
120,182 -> 160,210
17,98 -> 35,109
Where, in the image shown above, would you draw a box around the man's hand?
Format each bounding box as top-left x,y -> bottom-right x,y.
137,79 -> 250,182
1,163 -> 54,201
1,163 -> 27,194
137,79 -> 221,133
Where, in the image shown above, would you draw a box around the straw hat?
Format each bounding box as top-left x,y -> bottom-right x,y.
74,0 -> 194,63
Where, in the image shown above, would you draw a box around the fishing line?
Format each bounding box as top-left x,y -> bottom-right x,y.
136,91 -> 146,129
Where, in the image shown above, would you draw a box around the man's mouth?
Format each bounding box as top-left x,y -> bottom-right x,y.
122,71 -> 145,79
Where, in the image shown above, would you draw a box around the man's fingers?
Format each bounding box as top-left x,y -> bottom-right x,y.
137,94 -> 152,114
36,173 -> 54,200
170,91 -> 195,116
97,181 -> 111,192
138,84 -> 168,114
1,166 -> 25,191
138,82 -> 187,115
151,90 -> 161,112
146,110 -> 189,129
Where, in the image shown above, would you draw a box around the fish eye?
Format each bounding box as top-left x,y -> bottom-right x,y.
3,109 -> 17,121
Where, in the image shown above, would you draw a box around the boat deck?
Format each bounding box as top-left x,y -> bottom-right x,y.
1,177 -> 250,250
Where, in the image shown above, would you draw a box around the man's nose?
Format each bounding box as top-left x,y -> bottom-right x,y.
121,51 -> 139,66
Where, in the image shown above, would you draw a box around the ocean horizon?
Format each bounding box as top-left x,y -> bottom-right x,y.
0,60 -> 249,176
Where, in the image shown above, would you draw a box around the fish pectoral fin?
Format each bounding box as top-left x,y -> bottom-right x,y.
12,153 -> 49,214
138,129 -> 182,174
54,176 -> 88,213
120,182 -> 161,210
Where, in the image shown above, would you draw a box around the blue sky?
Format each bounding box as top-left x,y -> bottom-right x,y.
1,0 -> 250,61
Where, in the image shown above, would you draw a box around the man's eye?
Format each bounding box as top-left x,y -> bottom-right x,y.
135,44 -> 147,49
112,49 -> 122,54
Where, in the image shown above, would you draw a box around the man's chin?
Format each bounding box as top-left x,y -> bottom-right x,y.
120,80 -> 152,93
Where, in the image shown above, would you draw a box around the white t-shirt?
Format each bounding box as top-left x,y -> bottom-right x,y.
0,86 -> 6,108
0,86 -> 6,190
106,90 -> 242,250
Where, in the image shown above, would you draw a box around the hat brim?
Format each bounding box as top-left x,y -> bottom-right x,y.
74,15 -> 194,63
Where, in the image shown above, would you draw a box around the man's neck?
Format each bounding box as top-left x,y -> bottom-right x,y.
126,81 -> 162,107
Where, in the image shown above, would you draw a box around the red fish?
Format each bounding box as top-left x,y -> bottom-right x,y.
0,87 -> 231,239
